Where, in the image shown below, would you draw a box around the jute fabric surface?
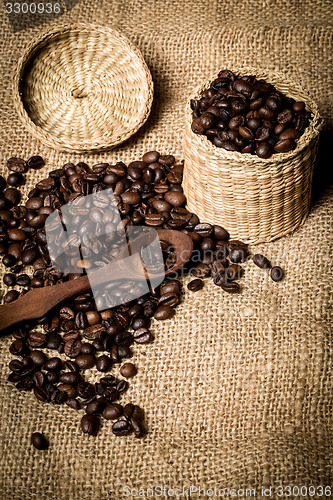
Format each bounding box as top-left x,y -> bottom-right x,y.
0,1 -> 332,499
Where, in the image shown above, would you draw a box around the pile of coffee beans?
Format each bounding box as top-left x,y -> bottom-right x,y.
1,151 -> 282,439
191,69 -> 311,158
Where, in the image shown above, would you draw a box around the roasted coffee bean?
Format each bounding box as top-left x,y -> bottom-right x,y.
112,419 -> 131,436
7,157 -> 27,173
120,363 -> 137,378
3,273 -> 16,286
65,360 -> 80,373
96,355 -> 112,372
58,384 -> 77,398
75,354 -> 96,370
102,403 -> 123,420
16,274 -> 30,286
85,398 -> 105,415
45,372 -> 59,384
274,139 -> 296,153
33,386 -> 49,403
253,254 -> 271,269
31,432 -> 48,450
29,350 -> 47,366
4,289 -> 20,303
44,357 -> 62,372
64,338 -> 82,358
27,156 -> 45,170
228,247 -> 248,263
132,327 -> 153,344
100,375 -> 119,387
154,305 -> 175,320
66,398 -> 81,410
7,173 -> 25,187
270,266 -> 284,282
116,380 -> 128,393
102,387 -> 118,402
9,359 -> 24,372
81,414 -> 100,435
29,332 -> 47,348
256,142 -> 271,158
220,281 -> 240,293
3,254 -> 17,268
46,333 -> 62,350
59,372 -> 81,385
187,278 -> 204,292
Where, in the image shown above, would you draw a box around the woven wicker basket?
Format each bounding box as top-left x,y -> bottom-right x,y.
12,24 -> 153,153
183,68 -> 323,244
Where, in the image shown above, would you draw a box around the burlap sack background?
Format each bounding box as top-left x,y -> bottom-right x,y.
0,1 -> 332,498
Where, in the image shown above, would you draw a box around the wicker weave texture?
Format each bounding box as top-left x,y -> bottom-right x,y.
12,23 -> 153,153
183,68 -> 323,244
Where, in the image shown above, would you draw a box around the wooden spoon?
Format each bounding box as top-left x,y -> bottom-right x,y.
0,229 -> 193,333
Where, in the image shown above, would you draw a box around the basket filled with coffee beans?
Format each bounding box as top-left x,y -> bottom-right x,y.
183,68 -> 323,244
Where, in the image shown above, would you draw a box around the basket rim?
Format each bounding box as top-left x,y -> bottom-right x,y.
184,66 -> 323,166
12,22 -> 154,153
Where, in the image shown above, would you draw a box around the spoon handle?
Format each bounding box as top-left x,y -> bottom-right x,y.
0,274 -> 91,333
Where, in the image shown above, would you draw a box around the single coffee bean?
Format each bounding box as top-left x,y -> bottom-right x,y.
7,173 -> 25,187
187,278 -> 204,292
142,151 -> 160,163
4,290 -> 19,303
75,354 -> 96,370
86,399 -> 105,415
81,414 -> 100,435
64,338 -> 82,358
120,363 -> 137,378
270,266 -> 284,282
220,281 -> 240,293
58,372 -> 81,385
44,357 -> 62,372
31,432 -> 48,450
112,419 -> 131,436
256,142 -> 272,158
253,254 -> 271,269
274,138 -> 296,153
66,398 -> 81,410
27,156 -> 45,170
58,384 -> 77,398
154,305 -> 175,320
102,403 -> 123,420
3,273 -> 16,286
132,327 -> 153,344
29,350 -> 47,366
7,157 -> 27,173
96,355 -> 112,372
16,274 -> 30,286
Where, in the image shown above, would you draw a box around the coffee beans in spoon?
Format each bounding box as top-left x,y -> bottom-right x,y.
191,69 -> 311,158
2,151 -> 282,439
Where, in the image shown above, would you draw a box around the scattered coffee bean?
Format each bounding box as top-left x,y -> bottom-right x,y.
120,363 -> 137,378
270,266 -> 284,282
253,254 -> 271,269
81,414 -> 100,435
31,432 -> 48,450
187,279 -> 204,292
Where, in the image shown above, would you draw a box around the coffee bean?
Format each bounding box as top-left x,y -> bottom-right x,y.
29,350 -> 47,366
132,327 -> 153,344
112,419 -> 131,436
81,415 -> 100,435
7,173 -> 25,187
7,157 -> 27,173
75,354 -> 96,370
274,139 -> 296,153
16,274 -> 30,286
64,338 -> 82,358
3,273 -> 16,286
256,142 -> 271,158
220,281 -> 240,293
120,363 -> 137,378
66,398 -> 81,410
187,279 -> 204,292
142,151 -> 160,163
44,357 -> 62,371
164,191 -> 185,207
253,254 -> 271,269
96,355 -> 112,372
86,398 -> 105,415
31,432 -> 48,450
27,156 -> 45,170
33,386 -> 49,403
154,305 -> 175,320
4,290 -> 19,303
102,403 -> 123,420
270,266 -> 284,282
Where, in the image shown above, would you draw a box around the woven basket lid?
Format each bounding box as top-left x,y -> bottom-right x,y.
12,23 -> 154,153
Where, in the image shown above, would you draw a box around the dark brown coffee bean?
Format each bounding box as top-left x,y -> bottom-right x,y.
120,363 -> 137,378
142,151 -> 160,163
164,191 -> 185,207
132,327 -> 153,344
29,332 -> 47,348
44,357 -> 62,371
9,359 -> 24,372
102,403 -> 123,420
16,274 -> 30,286
96,355 -> 112,372
66,398 -> 81,410
154,305 -> 175,321
256,142 -> 272,158
75,354 -> 96,370
270,266 -> 284,282
3,273 -> 16,286
58,384 -> 77,398
274,139 -> 296,153
83,324 -> 105,341
85,398 -> 105,415
29,350 -> 47,366
33,386 -> 49,403
279,128 -> 300,140
81,415 -> 100,435
112,419 -> 131,436
31,432 -> 48,450
228,247 -> 248,263
7,157 -> 27,173
187,279 -> 204,292
277,109 -> 293,124
253,254 -> 271,269
7,173 -> 25,187
220,281 -> 240,293
77,382 -> 95,399
27,156 -> 45,170
64,338 -> 82,358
